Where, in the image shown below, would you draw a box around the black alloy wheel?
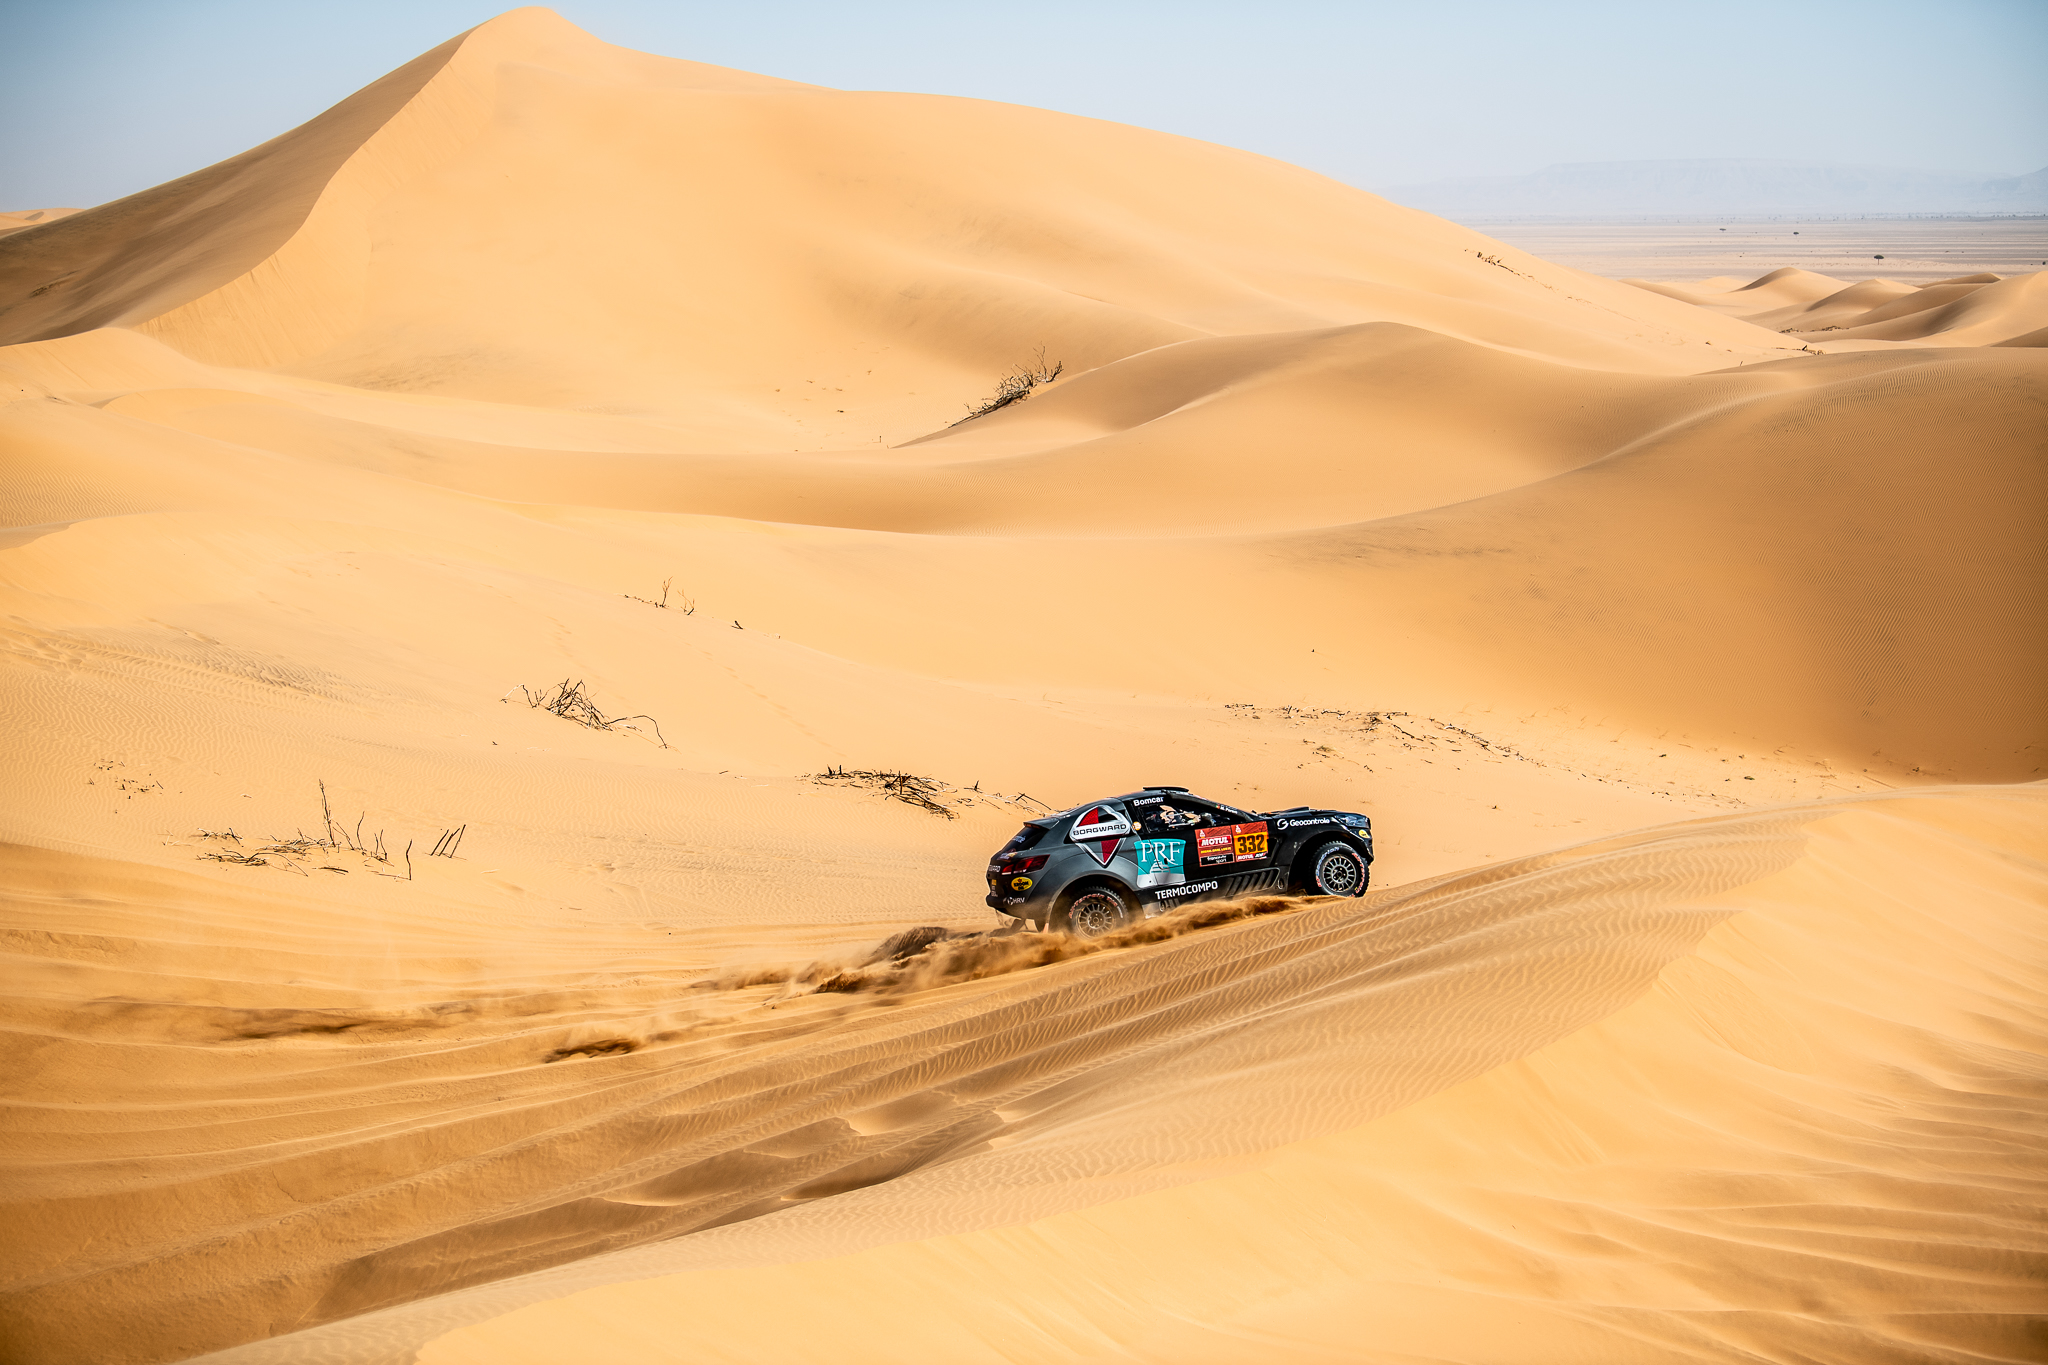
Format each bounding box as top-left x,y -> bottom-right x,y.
1309,841 -> 1368,897
1060,885 -> 1134,938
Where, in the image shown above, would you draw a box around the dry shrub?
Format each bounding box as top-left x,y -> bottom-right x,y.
952,346 -> 1063,425
808,767 -> 955,818
508,679 -> 668,748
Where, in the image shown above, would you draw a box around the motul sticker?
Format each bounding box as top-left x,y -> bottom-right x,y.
1196,821 -> 1269,866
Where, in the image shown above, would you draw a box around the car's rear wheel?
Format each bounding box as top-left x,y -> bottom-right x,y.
1306,841 -> 1369,897
1057,883 -> 1135,938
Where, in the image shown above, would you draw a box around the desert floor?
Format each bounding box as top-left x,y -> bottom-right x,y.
3,10 -> 2043,1365
1481,215 -> 2048,284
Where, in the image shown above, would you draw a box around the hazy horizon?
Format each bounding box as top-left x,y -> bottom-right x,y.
5,0 -> 2046,213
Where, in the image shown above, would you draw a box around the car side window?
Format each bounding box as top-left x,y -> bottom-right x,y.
1137,801 -> 1202,834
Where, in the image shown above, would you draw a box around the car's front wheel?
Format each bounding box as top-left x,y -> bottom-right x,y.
1304,841 -> 1369,897
1057,883 -> 1135,938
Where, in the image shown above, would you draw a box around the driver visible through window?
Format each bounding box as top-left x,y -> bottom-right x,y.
1136,796 -> 1255,835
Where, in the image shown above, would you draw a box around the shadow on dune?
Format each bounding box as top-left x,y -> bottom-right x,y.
29,800 -> 1846,1365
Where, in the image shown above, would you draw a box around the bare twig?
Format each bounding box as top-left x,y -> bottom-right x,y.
808,766 -> 956,819
626,577 -> 696,615
509,679 -> 669,749
950,346 -> 1063,425
200,849 -> 267,867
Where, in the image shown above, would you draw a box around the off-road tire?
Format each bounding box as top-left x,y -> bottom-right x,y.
1057,883 -> 1135,938
1305,841 -> 1369,898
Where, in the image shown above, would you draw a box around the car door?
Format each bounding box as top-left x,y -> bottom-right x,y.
1185,798 -> 1275,893
1128,798 -> 1193,900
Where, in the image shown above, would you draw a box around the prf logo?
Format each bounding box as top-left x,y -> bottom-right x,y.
1132,838 -> 1184,889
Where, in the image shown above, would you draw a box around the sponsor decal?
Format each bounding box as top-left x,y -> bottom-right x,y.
1280,816 -> 1334,831
1132,795 -> 1164,806
1196,821 -> 1269,866
1071,805 -> 1132,840
1153,879 -> 1220,902
1010,875 -> 1034,892
1002,896 -> 1026,906
1070,804 -> 1132,865
1132,838 -> 1185,889
1076,836 -> 1124,867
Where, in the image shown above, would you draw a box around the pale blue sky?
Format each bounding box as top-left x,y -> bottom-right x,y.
5,0 -> 2045,210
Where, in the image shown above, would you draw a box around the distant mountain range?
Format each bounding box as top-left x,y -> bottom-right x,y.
1379,159 -> 2048,219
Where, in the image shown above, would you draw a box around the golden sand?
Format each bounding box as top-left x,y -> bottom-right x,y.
2,10 -> 2041,1364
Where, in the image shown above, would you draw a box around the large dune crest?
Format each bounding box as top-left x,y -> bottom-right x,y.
9,789 -> 2042,1365
6,9 -> 1800,438
415,789 -> 2048,1365
2,9 -> 2044,1365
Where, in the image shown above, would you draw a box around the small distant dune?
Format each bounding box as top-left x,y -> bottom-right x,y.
1629,266 -> 2048,347
0,207 -> 82,238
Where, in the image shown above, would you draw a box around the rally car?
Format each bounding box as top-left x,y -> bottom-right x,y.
986,786 -> 1372,936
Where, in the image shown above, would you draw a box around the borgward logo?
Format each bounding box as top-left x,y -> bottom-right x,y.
1070,805 -> 1131,865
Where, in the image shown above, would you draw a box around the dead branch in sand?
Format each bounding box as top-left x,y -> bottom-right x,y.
626,577 -> 695,614
950,346 -> 1062,425
375,840 -> 414,881
429,825 -> 466,858
194,781 -> 428,879
199,848 -> 270,867
505,679 -> 669,749
809,766 -> 956,818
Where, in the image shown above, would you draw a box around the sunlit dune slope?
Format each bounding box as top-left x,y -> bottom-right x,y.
2,9 -> 2045,1365
408,788 -> 2048,1365
1631,266 -> 2048,347
2,8 -> 1794,452
0,39 -> 466,342
1275,346 -> 2046,780
0,323 -> 1942,533
6,325 -> 2038,779
39,786 -> 2012,1365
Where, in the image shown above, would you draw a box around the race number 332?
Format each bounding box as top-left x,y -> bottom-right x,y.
1233,826 -> 1268,859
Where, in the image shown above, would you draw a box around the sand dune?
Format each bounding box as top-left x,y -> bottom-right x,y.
417,789 -> 2048,1365
1630,265 -> 2048,347
0,209 -> 80,240
2,9 -> 2042,1365
16,790 -> 2043,1365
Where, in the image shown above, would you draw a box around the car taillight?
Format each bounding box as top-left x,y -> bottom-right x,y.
997,854 -> 1048,875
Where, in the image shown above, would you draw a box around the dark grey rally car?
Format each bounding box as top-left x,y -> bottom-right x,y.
986,786 -> 1372,936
